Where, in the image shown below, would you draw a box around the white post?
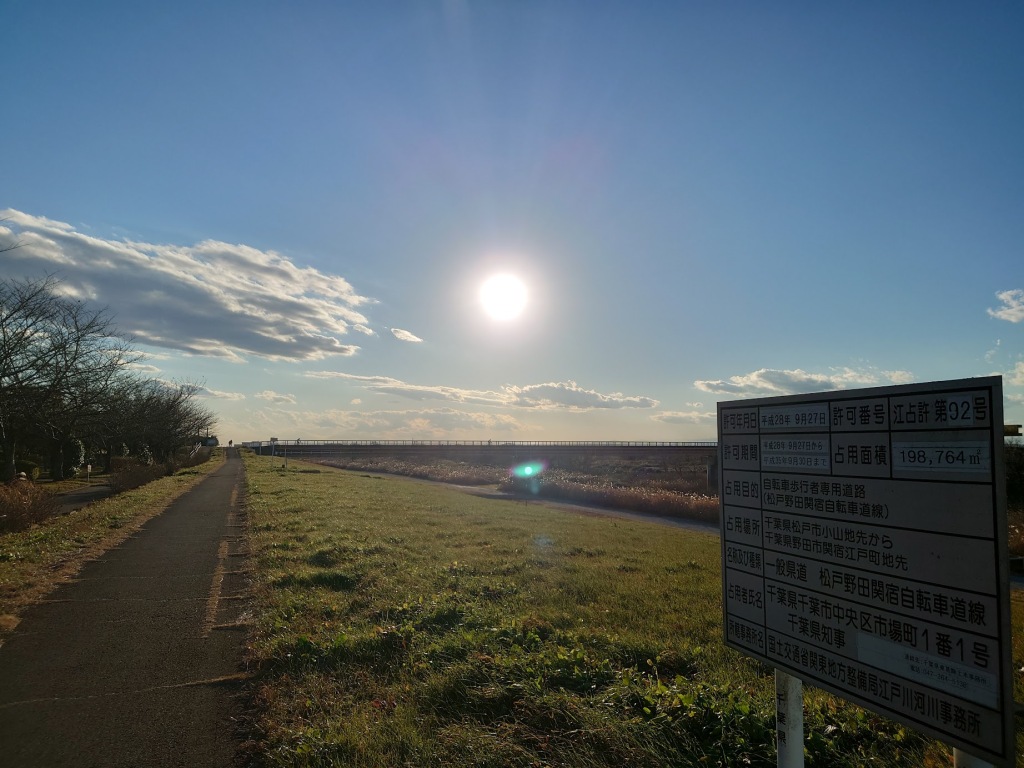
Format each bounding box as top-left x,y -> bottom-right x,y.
953,749 -> 994,767
776,670 -> 804,768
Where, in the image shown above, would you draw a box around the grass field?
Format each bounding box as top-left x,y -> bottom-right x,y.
241,453 -> 985,767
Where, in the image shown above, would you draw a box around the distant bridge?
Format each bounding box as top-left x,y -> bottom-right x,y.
243,439 -> 719,465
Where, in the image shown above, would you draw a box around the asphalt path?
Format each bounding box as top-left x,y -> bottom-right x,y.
54,481 -> 115,515
0,449 -> 250,768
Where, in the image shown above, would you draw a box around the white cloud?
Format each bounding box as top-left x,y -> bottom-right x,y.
253,406 -> 528,438
200,387 -> 247,401
651,410 -> 715,424
306,372 -> 507,405
1009,362 -> 1024,387
255,390 -> 297,405
881,370 -> 915,385
306,372 -> 658,410
391,328 -> 423,343
1,208 -> 375,362
504,381 -> 659,410
988,290 -> 1024,323
694,367 -> 913,398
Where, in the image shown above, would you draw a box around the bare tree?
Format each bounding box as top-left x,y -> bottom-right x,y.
0,276 -> 65,479
1,276 -> 220,479
32,295 -> 142,478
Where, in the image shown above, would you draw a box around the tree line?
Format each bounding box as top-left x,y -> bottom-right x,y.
0,275 -> 216,481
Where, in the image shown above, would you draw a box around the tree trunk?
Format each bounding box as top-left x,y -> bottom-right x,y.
2,440 -> 16,482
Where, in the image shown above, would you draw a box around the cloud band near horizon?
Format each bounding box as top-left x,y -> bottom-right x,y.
305,372 -> 659,411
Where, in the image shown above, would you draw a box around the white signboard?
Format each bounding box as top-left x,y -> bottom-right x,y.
719,377 -> 1012,765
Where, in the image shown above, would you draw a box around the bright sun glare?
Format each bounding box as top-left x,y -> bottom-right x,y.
479,273 -> 528,321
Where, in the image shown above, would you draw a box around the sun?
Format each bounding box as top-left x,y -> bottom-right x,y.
479,273 -> 528,321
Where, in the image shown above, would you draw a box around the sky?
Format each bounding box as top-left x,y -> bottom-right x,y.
1,2 -> 1022,444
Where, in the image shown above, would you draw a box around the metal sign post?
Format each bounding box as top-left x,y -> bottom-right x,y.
776,670 -> 804,767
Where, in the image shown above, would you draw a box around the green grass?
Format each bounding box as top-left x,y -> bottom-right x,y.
313,454 -> 719,525
243,454 -> 953,767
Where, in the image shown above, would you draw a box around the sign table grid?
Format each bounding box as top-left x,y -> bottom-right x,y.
719,378 -> 1011,766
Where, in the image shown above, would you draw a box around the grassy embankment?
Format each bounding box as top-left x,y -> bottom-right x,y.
242,452 -> 974,767
0,451 -> 224,632
318,454 -> 1024,558
314,455 -> 720,526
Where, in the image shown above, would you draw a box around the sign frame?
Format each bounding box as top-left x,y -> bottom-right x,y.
718,377 -> 1012,765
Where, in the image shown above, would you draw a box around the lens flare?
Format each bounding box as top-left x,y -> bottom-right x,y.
509,460 -> 548,495
510,460 -> 547,479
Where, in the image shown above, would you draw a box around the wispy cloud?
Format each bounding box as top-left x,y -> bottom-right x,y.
255,390 -> 297,404
651,410 -> 715,424
1,208 -> 373,362
306,372 -> 658,410
883,370 -> 915,385
200,386 -> 247,401
128,363 -> 163,374
694,367 -> 914,398
391,328 -> 423,343
1009,361 -> 1024,387
306,372 -> 507,405
988,290 -> 1024,323
252,406 -> 527,437
504,381 -> 659,410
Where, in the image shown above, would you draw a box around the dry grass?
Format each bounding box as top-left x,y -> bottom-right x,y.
501,467 -> 719,523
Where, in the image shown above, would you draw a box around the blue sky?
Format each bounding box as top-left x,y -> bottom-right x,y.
2,2 -> 1021,443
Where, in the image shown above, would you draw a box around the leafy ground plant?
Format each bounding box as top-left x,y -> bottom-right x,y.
242,454 -> 960,767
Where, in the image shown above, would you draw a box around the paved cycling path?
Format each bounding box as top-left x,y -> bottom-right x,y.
0,449 -> 250,768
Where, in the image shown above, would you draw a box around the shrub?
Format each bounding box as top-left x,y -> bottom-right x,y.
109,459 -> 169,493
14,461 -> 41,481
498,468 -> 720,524
1007,441 -> 1023,510
0,482 -> 61,533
